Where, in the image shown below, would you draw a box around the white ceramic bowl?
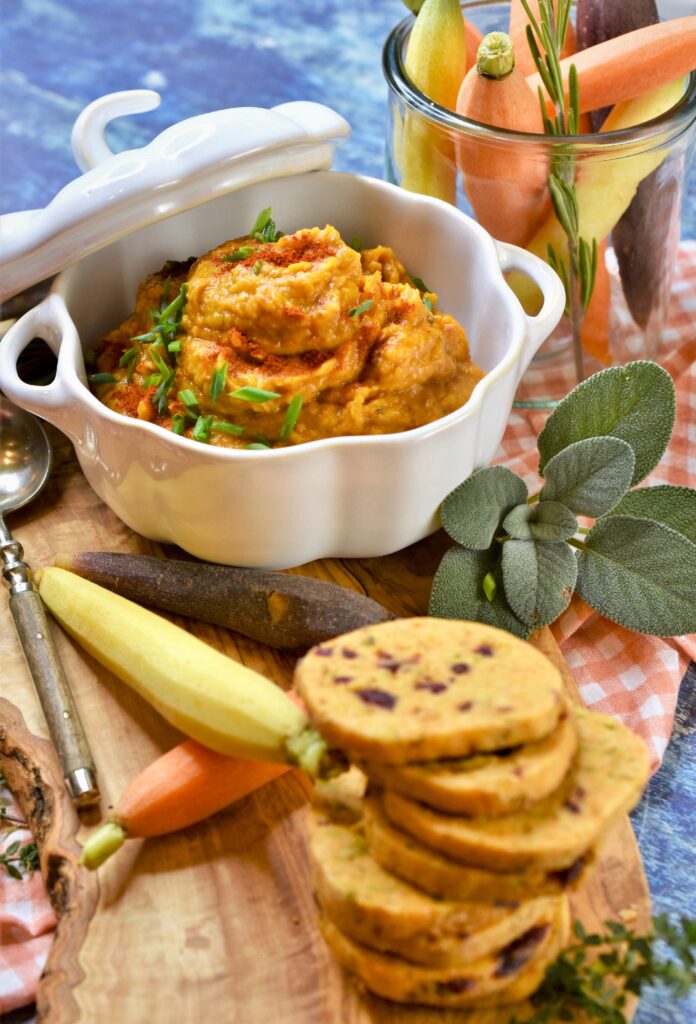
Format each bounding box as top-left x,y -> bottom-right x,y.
0,99 -> 564,569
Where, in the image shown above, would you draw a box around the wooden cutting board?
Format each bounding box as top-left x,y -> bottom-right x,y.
0,427 -> 650,1024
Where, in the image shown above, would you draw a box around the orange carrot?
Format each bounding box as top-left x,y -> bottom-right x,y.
80,741 -> 290,868
527,17 -> 696,116
456,32 -> 546,246
580,240 -> 611,364
464,17 -> 485,72
509,0 -> 577,77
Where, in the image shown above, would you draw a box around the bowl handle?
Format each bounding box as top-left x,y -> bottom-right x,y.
0,295 -> 84,440
494,241 -> 566,381
71,89 -> 161,172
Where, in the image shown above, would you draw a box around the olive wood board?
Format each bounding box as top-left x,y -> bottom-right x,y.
0,427 -> 651,1024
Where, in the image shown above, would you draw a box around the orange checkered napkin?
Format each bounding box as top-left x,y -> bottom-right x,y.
2,246 -> 695,1012
496,242 -> 696,771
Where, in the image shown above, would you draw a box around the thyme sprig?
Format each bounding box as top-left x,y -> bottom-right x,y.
520,0 -> 598,381
1,782 -> 39,880
517,915 -> 696,1023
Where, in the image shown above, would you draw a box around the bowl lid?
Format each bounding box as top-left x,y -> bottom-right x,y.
0,91 -> 350,302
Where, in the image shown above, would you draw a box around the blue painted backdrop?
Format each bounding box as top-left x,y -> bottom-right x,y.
1,2 -> 694,1021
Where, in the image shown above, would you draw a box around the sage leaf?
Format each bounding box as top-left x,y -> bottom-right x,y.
441,467 -> 528,550
503,501 -> 578,542
429,545 -> 530,638
540,437 -> 635,517
502,539 -> 578,629
538,361 -> 675,487
606,485 -> 696,544
576,516 -> 696,636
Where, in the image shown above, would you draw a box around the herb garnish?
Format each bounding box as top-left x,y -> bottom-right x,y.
88,372 -> 118,385
133,283 -> 188,347
348,299 -> 373,318
349,236 -> 364,252
143,373 -> 163,388
230,386 -> 280,403
170,413 -> 186,435
211,420 -> 244,436
210,361 -> 228,402
516,915 -> 696,1024
250,207 -> 284,243
246,441 -> 272,450
0,790 -> 39,881
430,362 -> 696,638
119,346 -> 138,368
178,389 -> 199,409
411,275 -> 430,293
280,395 -> 303,441
225,245 -> 254,263
192,415 -> 214,444
152,372 -> 175,415
252,260 -> 263,275
423,295 -> 434,313
521,0 -> 597,381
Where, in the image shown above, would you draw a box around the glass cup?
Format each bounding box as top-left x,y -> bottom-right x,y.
383,1 -> 696,405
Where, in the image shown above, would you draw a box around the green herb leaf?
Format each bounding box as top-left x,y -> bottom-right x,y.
503,501 -> 578,542
349,236 -> 364,251
118,346 -> 139,368
423,296 -> 434,313
167,340 -> 181,354
230,386 -> 281,403
246,442 -> 272,450
170,413 -> 186,435
280,395 -> 303,441
225,245 -> 254,263
178,389 -> 199,408
441,467 -> 528,550
250,207 -> 272,235
143,373 -> 163,388
348,299 -> 373,318
192,415 -> 214,444
88,372 -> 118,385
576,516 -> 696,635
411,275 -> 430,293
538,362 -> 676,487
540,437 -> 635,517
502,539 -> 577,629
210,361 -> 228,402
152,371 -> 175,415
606,485 -> 696,544
211,420 -> 244,436
252,260 -> 263,275
429,545 -> 530,638
250,207 -> 284,243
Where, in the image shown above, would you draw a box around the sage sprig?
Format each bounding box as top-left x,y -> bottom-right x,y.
429,362 -> 696,638
521,0 -> 598,381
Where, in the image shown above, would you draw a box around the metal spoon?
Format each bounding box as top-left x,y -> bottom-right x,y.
0,395 -> 99,807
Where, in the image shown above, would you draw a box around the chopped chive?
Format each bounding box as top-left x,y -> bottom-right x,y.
348,299 -> 373,318
170,413 -> 186,435
178,389 -> 199,408
143,372 -> 163,387
280,394 -> 303,441
250,207 -> 272,236
423,296 -> 434,313
160,276 -> 172,306
210,360 -> 228,402
192,415 -> 214,443
88,372 -> 118,384
152,371 -> 175,414
118,346 -> 139,367
246,442 -> 272,450
349,236 -> 364,252
150,346 -> 171,376
84,348 -> 97,368
225,245 -> 254,263
411,275 -> 430,293
255,433 -> 272,447
167,341 -> 181,353
229,386 -> 281,403
252,260 -> 263,275
211,420 -> 244,436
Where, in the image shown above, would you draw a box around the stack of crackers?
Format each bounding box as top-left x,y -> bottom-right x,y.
295,618 -> 650,1010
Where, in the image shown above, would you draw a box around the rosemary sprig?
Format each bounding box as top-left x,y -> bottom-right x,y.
516,915 -> 696,1023
520,0 -> 598,381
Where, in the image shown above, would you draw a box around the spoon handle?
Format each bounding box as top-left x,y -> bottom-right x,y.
2,531 -> 99,807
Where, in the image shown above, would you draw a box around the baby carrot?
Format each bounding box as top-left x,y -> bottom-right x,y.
527,17 -> 696,116
456,32 -> 546,246
80,741 -> 290,869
